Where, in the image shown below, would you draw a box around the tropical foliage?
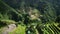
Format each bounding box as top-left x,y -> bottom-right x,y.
0,0 -> 60,34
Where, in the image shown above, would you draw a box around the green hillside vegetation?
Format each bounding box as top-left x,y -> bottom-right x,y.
0,0 -> 60,34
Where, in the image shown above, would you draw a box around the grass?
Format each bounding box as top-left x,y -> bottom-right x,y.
0,19 -> 16,25
0,27 -> 3,34
9,24 -> 26,34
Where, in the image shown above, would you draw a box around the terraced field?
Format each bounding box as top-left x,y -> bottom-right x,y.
36,23 -> 60,34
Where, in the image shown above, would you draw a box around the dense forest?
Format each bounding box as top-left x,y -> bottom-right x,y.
0,0 -> 60,34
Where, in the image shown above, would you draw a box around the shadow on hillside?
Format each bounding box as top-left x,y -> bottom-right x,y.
0,21 -> 7,28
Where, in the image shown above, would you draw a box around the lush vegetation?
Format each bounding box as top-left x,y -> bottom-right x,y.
0,0 -> 60,34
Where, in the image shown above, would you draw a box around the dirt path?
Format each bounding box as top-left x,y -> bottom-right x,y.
2,24 -> 16,34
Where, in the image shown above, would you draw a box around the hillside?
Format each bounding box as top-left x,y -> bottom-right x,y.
0,0 -> 60,34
